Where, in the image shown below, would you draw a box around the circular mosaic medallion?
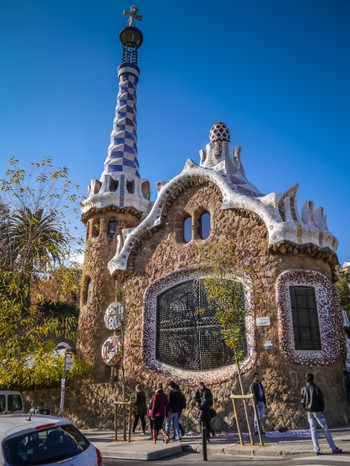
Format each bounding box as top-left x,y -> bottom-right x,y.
104,302 -> 124,330
101,335 -> 122,366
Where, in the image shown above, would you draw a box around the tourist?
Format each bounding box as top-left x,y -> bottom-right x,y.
132,383 -> 147,435
195,381 -> 215,440
301,373 -> 342,455
165,381 -> 182,441
250,372 -> 267,435
149,382 -> 169,444
173,382 -> 186,437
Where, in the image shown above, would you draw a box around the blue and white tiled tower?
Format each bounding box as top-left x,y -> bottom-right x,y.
79,6 -> 151,381
82,5 -> 151,216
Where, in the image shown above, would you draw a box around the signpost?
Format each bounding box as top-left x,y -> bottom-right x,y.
59,347 -> 73,417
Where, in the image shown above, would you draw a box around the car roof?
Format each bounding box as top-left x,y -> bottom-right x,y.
0,414 -> 71,440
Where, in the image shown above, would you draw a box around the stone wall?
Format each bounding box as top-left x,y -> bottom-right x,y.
78,209 -> 141,381
74,180 -> 350,430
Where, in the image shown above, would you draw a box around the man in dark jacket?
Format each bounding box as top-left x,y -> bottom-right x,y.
195,381 -> 215,440
132,384 -> 147,434
165,381 -> 183,441
174,382 -> 186,437
250,372 -> 267,434
301,373 -> 342,455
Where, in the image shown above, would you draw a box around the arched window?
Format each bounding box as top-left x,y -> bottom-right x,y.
108,220 -> 116,236
156,279 -> 242,371
183,216 -> 192,243
198,211 -> 211,239
86,278 -> 93,304
290,286 -> 321,350
141,180 -> 150,200
126,179 -> 135,194
91,219 -> 100,238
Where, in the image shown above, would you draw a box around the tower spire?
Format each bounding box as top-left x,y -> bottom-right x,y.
82,5 -> 151,216
101,5 -> 144,181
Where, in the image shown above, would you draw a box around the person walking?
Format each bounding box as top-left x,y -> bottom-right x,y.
174,382 -> 186,437
301,373 -> 342,455
149,383 -> 169,444
165,381 -> 182,441
132,383 -> 147,435
250,372 -> 267,435
195,381 -> 215,440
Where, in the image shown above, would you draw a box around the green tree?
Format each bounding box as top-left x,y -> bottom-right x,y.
335,265 -> 350,314
8,207 -> 68,279
196,241 -> 252,394
0,157 -> 87,388
0,271 -> 87,388
0,156 -> 83,279
32,265 -> 81,318
0,202 -> 11,269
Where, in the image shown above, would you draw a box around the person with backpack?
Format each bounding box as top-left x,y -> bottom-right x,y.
195,381 -> 215,440
165,381 -> 183,441
174,382 -> 186,437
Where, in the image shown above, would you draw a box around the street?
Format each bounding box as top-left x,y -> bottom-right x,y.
103,449 -> 350,465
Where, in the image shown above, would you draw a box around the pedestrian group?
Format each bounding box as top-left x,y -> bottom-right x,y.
130,372 -> 343,455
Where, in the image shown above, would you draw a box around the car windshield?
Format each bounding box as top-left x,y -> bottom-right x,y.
3,424 -> 90,465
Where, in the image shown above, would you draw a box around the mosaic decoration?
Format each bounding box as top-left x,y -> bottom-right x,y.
142,267 -> 257,386
81,10 -> 151,218
103,72 -> 140,179
108,123 -> 338,274
275,269 -> 341,365
101,335 -> 122,366
344,332 -> 350,372
104,302 -> 125,330
209,121 -> 230,142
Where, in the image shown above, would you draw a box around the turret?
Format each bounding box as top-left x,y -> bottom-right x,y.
78,6 -> 151,381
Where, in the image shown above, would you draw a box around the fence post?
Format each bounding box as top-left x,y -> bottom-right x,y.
202,420 -> 208,461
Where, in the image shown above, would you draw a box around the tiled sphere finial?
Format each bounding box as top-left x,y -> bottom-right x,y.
209,122 -> 230,143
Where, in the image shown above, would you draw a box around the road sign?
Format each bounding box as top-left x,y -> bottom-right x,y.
65,351 -> 74,371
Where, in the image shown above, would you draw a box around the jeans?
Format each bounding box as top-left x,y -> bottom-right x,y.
254,401 -> 265,432
165,412 -> 181,440
307,411 -> 337,453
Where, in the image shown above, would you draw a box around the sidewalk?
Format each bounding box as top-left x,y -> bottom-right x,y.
83,425 -> 350,461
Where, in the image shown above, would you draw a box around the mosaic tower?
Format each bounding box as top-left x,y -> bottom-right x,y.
78,6 -> 151,380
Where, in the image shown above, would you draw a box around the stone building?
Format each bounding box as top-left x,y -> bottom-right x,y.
78,7 -> 350,430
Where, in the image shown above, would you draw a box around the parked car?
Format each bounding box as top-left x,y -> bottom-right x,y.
0,414 -> 103,466
0,391 -> 25,414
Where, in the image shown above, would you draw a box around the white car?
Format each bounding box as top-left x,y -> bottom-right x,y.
0,414 -> 103,466
0,391 -> 25,414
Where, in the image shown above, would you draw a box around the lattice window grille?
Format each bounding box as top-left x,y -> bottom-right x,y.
156,278 -> 245,371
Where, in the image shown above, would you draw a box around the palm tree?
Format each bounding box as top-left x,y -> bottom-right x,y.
8,207 -> 68,280
0,201 -> 12,269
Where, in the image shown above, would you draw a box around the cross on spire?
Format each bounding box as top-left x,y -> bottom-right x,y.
123,5 -> 143,26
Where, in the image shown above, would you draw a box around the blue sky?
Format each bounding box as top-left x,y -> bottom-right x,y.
1,0 -> 349,264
